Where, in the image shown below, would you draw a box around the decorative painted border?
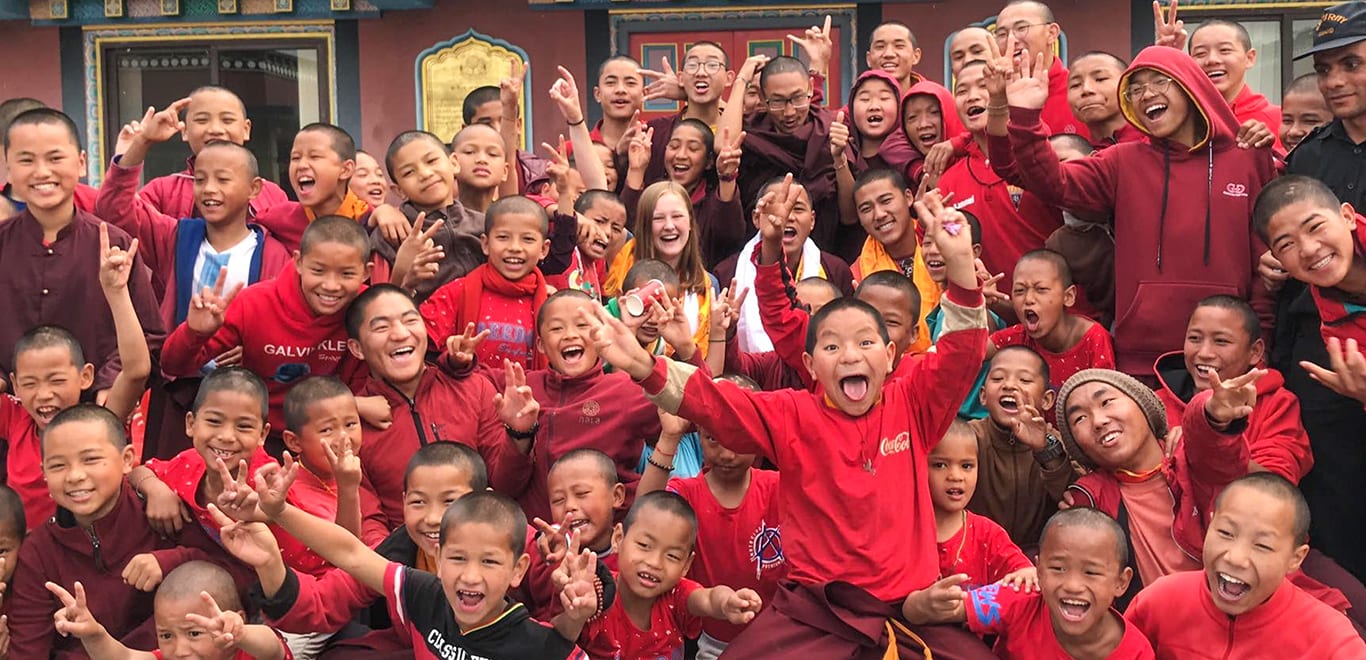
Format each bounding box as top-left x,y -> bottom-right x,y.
608,4 -> 858,108
82,20 -> 337,185
640,42 -> 679,113
942,16 -> 1068,87
412,28 -> 533,152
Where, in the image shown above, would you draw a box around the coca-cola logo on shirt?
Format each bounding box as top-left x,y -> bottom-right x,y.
880,432 -> 911,457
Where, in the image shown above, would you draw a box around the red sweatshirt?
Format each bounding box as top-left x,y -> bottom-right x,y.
937,140 -> 1063,294
5,483 -> 219,659
481,362 -> 661,522
251,197 -> 371,254
1127,570 -> 1363,659
991,46 -> 1276,375
95,159 -> 292,326
968,583 -> 1155,659
1230,85 -> 1284,152
1153,355 -> 1313,483
357,365 -> 533,532
138,158 -> 290,220
0,395 -> 51,529
639,283 -> 987,602
991,320 -> 1116,389
160,261 -> 366,433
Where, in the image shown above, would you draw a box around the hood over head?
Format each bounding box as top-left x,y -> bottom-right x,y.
1119,45 -> 1239,152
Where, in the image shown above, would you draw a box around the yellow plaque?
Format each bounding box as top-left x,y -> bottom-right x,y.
417,30 -> 529,150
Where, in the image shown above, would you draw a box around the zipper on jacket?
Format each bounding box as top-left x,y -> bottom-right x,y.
1221,615 -> 1236,660
1167,482 -> 1202,564
385,380 -> 428,446
86,525 -> 105,572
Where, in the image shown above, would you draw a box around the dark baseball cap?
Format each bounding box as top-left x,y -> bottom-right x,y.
1297,2 -> 1366,59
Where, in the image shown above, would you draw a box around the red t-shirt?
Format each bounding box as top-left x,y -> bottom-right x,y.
667,468 -> 785,642
151,629 -> 293,660
967,583 -> 1155,659
144,448 -> 330,576
0,395 -> 50,529
938,511 -> 1032,589
991,319 -> 1116,389
581,577 -> 703,660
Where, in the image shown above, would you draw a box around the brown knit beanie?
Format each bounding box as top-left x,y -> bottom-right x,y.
1055,369 -> 1169,459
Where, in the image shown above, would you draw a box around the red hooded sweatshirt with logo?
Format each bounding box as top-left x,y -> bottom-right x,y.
990,46 -> 1276,376
898,80 -> 965,186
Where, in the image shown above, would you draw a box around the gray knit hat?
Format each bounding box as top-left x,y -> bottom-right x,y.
1055,369 -> 1169,461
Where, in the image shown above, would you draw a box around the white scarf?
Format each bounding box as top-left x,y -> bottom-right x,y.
734,233 -> 823,353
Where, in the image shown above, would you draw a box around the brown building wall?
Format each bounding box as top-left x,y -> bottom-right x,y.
0,23 -> 62,107
356,0 -> 586,153
884,0 -> 1134,85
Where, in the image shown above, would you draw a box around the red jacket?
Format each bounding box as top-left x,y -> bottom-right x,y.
138,158 -> 290,221
1153,354 -> 1313,483
1068,390 -> 1247,579
95,159 -> 292,327
251,197 -> 371,255
992,46 -> 1276,375
899,81 -> 964,185
357,364 -> 534,532
5,483 -> 224,659
937,140 -> 1063,294
480,361 -> 661,523
1310,215 -> 1366,348
160,261 -> 366,433
1230,84 -> 1284,152
1127,570 -> 1363,659
639,283 -> 988,602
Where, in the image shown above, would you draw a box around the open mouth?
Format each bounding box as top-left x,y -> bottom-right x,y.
388,345 -> 417,365
1216,573 -> 1251,601
1308,253 -> 1334,272
501,256 -> 527,270
965,105 -> 987,118
671,163 -> 694,177
998,394 -> 1019,414
455,589 -> 486,610
1193,364 -> 1217,380
567,518 -> 592,536
589,238 -> 609,253
1143,103 -> 1169,121
658,232 -> 682,246
560,345 -> 586,366
1058,598 -> 1091,621
200,199 -> 224,210
1206,70 -> 1227,83
1098,430 -> 1121,448
916,131 -> 940,144
782,226 -> 799,241
840,376 -> 870,402
944,486 -> 966,500
314,292 -> 344,309
866,113 -> 885,128
295,175 -> 316,195
1023,309 -> 1042,334
925,257 -> 946,272
873,217 -> 897,236
636,570 -> 662,589
693,81 -> 712,96
65,488 -> 94,503
35,405 -> 61,421
207,447 -> 239,462
610,98 -> 632,108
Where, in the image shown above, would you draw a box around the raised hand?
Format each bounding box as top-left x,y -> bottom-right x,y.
656,405 -> 693,439
499,57 -> 527,112
214,457 -> 267,523
494,359 -> 540,433
1011,402 -> 1050,451
913,189 -> 975,290
1005,51 -> 1051,111
976,259 -> 1010,305
138,97 -> 191,145
113,120 -> 142,159
615,109 -> 645,157
715,128 -> 744,181
921,140 -> 958,181
720,588 -> 764,625
1301,337 -> 1366,405
651,295 -> 694,355
1258,250 -> 1288,292
787,15 -> 833,76
207,503 -> 282,569
829,111 -> 850,162
121,553 -> 164,592
640,56 -> 685,103
1205,368 -> 1265,425
627,125 -> 654,174
755,173 -> 802,264
98,222 -> 140,293
253,453 -> 299,519
1153,0 -> 1188,50
186,267 -> 243,337
324,440 -> 363,492
532,516 -> 571,567
552,530 -> 599,617
445,322 -> 491,370
47,581 -> 104,639
183,591 -> 246,650
709,281 -> 745,336
578,302 -> 656,380
983,34 -> 1018,99
736,54 -> 771,89
391,211 -> 446,289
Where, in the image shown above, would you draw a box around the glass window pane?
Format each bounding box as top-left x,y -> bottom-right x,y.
110,48 -> 212,180
1293,19 -> 1319,81
219,47 -> 324,195
1242,21 -> 1282,99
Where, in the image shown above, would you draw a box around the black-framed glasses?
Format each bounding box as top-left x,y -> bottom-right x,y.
682,59 -> 725,74
766,93 -> 811,112
993,23 -> 1046,40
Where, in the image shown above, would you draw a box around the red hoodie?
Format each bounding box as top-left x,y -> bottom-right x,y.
5,483 -> 227,659
1153,354 -> 1313,484
991,46 -> 1276,376
160,261 -> 366,433
481,362 -> 662,523
139,157 -> 290,220
357,364 -> 534,531
899,81 -> 964,186
1230,84 -> 1284,152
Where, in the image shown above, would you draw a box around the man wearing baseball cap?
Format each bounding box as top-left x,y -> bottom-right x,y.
1273,1 -> 1366,585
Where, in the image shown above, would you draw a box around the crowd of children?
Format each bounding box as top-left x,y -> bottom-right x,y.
0,0 -> 1364,658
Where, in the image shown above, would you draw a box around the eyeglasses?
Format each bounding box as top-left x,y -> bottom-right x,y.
682,59 -> 725,74
1124,76 -> 1173,100
766,93 -> 811,112
993,23 -> 1046,40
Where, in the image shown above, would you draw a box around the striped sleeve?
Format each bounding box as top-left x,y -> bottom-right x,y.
382,562 -> 408,628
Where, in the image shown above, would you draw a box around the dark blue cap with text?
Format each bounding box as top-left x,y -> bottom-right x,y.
1297,2 -> 1366,59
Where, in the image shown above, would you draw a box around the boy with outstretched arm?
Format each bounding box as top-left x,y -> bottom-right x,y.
581,185 -> 996,658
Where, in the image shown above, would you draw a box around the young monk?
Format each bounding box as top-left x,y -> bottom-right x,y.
635,41 -> 740,185
995,0 -> 1090,138
1068,51 -> 1146,147
900,80 -> 964,188
1280,73 -> 1331,151
591,55 -> 644,153
583,183 -> 996,658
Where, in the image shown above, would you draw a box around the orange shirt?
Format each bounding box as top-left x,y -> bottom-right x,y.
1118,474 -> 1201,585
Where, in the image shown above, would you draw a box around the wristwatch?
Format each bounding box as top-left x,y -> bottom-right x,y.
1034,433 -> 1066,464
